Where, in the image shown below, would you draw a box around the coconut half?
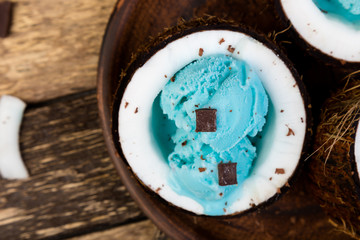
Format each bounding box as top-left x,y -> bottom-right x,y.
115,19 -> 311,216
278,0 -> 360,64
309,76 -> 360,237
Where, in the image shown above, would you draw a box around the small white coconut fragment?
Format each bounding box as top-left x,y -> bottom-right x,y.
0,95 -> 29,179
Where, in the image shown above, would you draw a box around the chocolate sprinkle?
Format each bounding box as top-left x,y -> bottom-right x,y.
286,126 -> 295,136
275,168 -> 285,174
0,1 -> 12,38
218,162 -> 237,186
181,140 -> 187,146
195,109 -> 217,132
199,48 -> 204,56
199,167 -> 206,173
219,38 -> 225,45
227,45 -> 235,53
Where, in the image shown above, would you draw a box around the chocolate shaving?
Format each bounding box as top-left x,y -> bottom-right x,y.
0,1 -> 12,38
199,167 -> 206,172
275,168 -> 285,174
199,48 -> 204,56
194,104 -> 199,108
286,126 -> 295,136
200,155 -> 205,160
218,162 -> 237,186
227,45 -> 235,53
195,109 -> 217,132
219,38 -> 225,45
134,107 -> 138,114
181,140 -> 187,146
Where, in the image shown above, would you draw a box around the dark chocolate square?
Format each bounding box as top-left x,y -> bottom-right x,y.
195,108 -> 217,132
218,162 -> 237,186
0,1 -> 12,38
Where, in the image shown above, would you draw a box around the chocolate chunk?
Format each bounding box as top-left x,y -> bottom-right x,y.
218,162 -> 237,186
195,109 -> 217,132
181,140 -> 187,146
0,1 -> 12,38
275,168 -> 285,174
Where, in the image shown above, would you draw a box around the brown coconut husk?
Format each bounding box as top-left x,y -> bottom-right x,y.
309,71 -> 360,238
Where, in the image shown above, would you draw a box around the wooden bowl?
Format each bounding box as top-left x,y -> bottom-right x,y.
97,0 -> 349,239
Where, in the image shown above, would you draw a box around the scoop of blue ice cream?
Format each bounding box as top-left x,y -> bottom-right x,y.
313,0 -> 360,25
159,55 -> 268,215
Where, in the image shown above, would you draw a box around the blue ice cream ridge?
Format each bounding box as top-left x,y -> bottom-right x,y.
152,55 -> 269,215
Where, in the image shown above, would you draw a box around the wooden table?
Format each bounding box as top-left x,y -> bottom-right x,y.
0,0 -> 356,239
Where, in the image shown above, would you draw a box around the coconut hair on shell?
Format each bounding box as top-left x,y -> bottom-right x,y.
309,71 -> 360,238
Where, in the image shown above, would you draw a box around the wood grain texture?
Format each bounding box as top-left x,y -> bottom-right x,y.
69,220 -> 158,240
0,90 -> 352,240
0,0 -> 115,102
0,92 -> 145,240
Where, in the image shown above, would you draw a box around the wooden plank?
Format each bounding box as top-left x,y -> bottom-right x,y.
68,220 -> 158,240
0,90 -> 352,240
0,0 -> 116,102
0,91 -> 145,240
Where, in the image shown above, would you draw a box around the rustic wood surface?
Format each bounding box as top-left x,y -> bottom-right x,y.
0,0 -> 115,102
0,0 -> 357,239
0,91 -> 352,240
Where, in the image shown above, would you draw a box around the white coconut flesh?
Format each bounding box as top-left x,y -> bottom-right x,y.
280,0 -> 360,62
354,120 -> 360,180
0,95 -> 29,179
118,30 -> 307,215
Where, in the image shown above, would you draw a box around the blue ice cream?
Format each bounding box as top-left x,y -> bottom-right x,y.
156,55 -> 268,215
313,0 -> 360,26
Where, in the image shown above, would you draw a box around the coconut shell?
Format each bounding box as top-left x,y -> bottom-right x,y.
274,0 -> 360,71
112,16 -> 313,216
308,76 -> 360,238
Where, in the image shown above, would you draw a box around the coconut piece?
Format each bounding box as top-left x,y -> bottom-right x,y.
0,95 -> 29,179
114,17 -> 311,216
309,74 -> 360,238
277,0 -> 360,66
